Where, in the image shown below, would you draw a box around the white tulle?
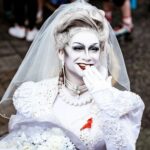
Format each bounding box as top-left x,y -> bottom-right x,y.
1,1 -> 129,111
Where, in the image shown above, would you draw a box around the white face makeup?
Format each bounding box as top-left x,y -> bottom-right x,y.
60,30 -> 101,85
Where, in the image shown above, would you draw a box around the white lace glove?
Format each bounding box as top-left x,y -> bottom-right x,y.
83,66 -> 112,92
83,66 -> 117,116
83,66 -> 112,93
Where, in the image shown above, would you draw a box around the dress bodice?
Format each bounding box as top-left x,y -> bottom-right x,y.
52,89 -> 106,150
7,78 -> 144,150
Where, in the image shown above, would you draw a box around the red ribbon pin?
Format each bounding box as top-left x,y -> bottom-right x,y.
80,117 -> 93,131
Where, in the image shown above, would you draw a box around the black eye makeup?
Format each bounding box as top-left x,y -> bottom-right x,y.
71,42 -> 100,52
88,45 -> 100,51
72,45 -> 85,51
72,42 -> 85,51
88,43 -> 100,52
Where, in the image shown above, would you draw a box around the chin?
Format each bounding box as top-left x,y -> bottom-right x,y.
75,65 -> 84,77
65,65 -> 84,81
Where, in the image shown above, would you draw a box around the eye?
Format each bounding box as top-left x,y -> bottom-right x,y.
89,46 -> 100,52
72,46 -> 84,51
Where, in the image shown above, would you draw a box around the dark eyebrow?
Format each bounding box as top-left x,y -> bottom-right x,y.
88,43 -> 99,49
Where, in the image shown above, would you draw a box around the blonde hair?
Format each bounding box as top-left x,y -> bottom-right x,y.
54,8 -> 109,51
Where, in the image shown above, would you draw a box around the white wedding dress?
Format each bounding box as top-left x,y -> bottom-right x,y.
0,77 -> 144,150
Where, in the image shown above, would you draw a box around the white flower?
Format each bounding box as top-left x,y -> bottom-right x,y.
0,125 -> 76,150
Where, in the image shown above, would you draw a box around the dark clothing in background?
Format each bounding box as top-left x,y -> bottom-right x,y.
103,0 -> 126,7
3,0 -> 13,12
13,0 -> 37,29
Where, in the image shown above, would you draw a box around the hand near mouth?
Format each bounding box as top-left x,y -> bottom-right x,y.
82,66 -> 112,105
83,66 -> 112,93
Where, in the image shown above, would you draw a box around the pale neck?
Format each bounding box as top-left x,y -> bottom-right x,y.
65,71 -> 84,86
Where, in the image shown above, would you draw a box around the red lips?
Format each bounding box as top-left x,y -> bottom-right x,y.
78,64 -> 93,70
79,65 -> 86,70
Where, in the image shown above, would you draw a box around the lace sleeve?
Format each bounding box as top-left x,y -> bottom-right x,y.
10,79 -> 59,130
13,81 -> 36,118
9,82 -> 36,130
93,88 -> 145,150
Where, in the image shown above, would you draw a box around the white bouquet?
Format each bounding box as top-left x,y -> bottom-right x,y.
0,124 -> 76,150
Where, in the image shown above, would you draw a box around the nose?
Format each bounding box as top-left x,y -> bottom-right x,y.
82,49 -> 91,61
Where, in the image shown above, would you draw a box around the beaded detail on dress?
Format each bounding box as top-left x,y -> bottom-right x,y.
79,114 -> 104,149
89,88 -> 144,149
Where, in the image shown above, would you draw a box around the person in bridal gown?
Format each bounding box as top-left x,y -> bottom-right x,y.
0,1 -> 144,150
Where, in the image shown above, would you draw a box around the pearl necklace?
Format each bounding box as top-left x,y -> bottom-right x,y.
65,78 -> 88,95
59,85 -> 93,106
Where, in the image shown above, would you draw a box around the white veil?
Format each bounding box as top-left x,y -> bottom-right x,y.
0,0 -> 130,119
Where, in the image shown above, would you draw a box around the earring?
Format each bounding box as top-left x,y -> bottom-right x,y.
58,60 -> 64,91
61,59 -> 64,68
61,59 -> 65,84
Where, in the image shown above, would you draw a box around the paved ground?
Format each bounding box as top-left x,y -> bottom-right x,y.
0,0 -> 150,149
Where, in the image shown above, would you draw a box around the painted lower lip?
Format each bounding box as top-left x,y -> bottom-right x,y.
78,64 -> 94,70
79,65 -> 86,70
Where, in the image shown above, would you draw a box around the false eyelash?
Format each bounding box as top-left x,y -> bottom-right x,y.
72,46 -> 84,50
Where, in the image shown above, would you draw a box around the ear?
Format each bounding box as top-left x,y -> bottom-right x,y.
58,49 -> 64,61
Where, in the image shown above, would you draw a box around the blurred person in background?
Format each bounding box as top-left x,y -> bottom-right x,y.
48,0 -> 71,8
3,0 -> 14,21
103,0 -> 133,38
36,0 -> 45,24
8,0 -> 38,42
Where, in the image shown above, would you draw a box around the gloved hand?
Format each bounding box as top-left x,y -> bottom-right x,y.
82,66 -> 114,106
83,66 -> 118,118
83,66 -> 112,94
